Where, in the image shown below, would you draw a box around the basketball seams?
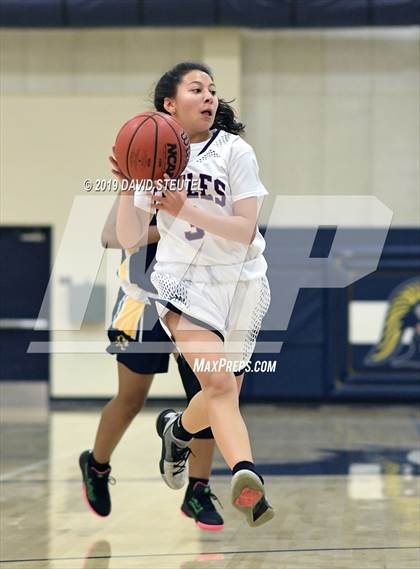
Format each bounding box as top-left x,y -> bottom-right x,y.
124,115 -> 152,179
150,116 -> 159,181
116,111 -> 189,181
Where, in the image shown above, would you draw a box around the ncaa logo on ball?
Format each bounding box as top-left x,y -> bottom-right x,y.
166,143 -> 178,177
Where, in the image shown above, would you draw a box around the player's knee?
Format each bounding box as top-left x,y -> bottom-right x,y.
203,372 -> 236,398
115,394 -> 146,418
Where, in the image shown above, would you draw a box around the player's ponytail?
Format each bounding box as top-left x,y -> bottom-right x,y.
154,62 -> 245,136
212,98 -> 245,135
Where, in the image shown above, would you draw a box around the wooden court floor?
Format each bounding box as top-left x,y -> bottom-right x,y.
1,404 -> 419,569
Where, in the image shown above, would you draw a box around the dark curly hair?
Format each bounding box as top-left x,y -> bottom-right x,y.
153,62 -> 245,135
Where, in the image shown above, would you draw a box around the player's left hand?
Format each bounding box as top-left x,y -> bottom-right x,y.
154,174 -> 190,219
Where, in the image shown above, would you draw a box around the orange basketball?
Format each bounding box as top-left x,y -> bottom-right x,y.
114,112 -> 190,181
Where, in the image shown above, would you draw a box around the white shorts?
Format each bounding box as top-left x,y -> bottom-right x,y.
151,270 -> 271,372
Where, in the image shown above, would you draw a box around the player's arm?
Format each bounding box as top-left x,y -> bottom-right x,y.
155,147 -> 265,245
178,197 -> 257,245
109,151 -> 154,249
117,192 -> 153,249
101,195 -> 160,249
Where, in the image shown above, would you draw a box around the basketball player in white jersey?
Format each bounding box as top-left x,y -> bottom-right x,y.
111,62 -> 274,527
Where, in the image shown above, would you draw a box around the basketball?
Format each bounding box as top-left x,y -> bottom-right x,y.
114,111 -> 190,181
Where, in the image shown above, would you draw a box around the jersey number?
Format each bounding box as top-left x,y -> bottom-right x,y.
185,225 -> 205,241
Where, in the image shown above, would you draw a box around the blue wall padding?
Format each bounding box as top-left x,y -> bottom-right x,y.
142,0 -> 215,26
372,0 -> 420,25
295,0 -> 369,28
66,0 -> 139,27
219,0 -> 292,28
0,0 -> 63,26
1,0 -> 419,27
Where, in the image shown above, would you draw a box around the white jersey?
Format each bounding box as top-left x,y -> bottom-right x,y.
135,129 -> 268,283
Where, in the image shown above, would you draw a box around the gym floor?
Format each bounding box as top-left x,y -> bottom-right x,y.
1,403 -> 419,569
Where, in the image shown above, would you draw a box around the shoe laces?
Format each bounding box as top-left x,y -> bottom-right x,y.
91,467 -> 116,486
172,446 -> 192,476
194,484 -> 223,511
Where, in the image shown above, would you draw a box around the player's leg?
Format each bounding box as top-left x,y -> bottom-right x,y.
166,314 -> 251,466
157,311 -> 273,527
92,362 -> 153,463
79,360 -> 153,517
176,354 -> 216,478
156,316 -> 250,475
176,355 -> 224,530
188,439 -> 214,479
79,265 -> 167,518
179,367 -> 245,462
157,320 -> 250,480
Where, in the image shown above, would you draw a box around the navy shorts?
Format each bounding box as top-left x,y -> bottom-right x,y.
107,317 -> 171,375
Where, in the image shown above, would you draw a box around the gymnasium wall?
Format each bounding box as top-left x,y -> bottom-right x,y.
1,26 -> 418,398
243,28 -> 419,226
